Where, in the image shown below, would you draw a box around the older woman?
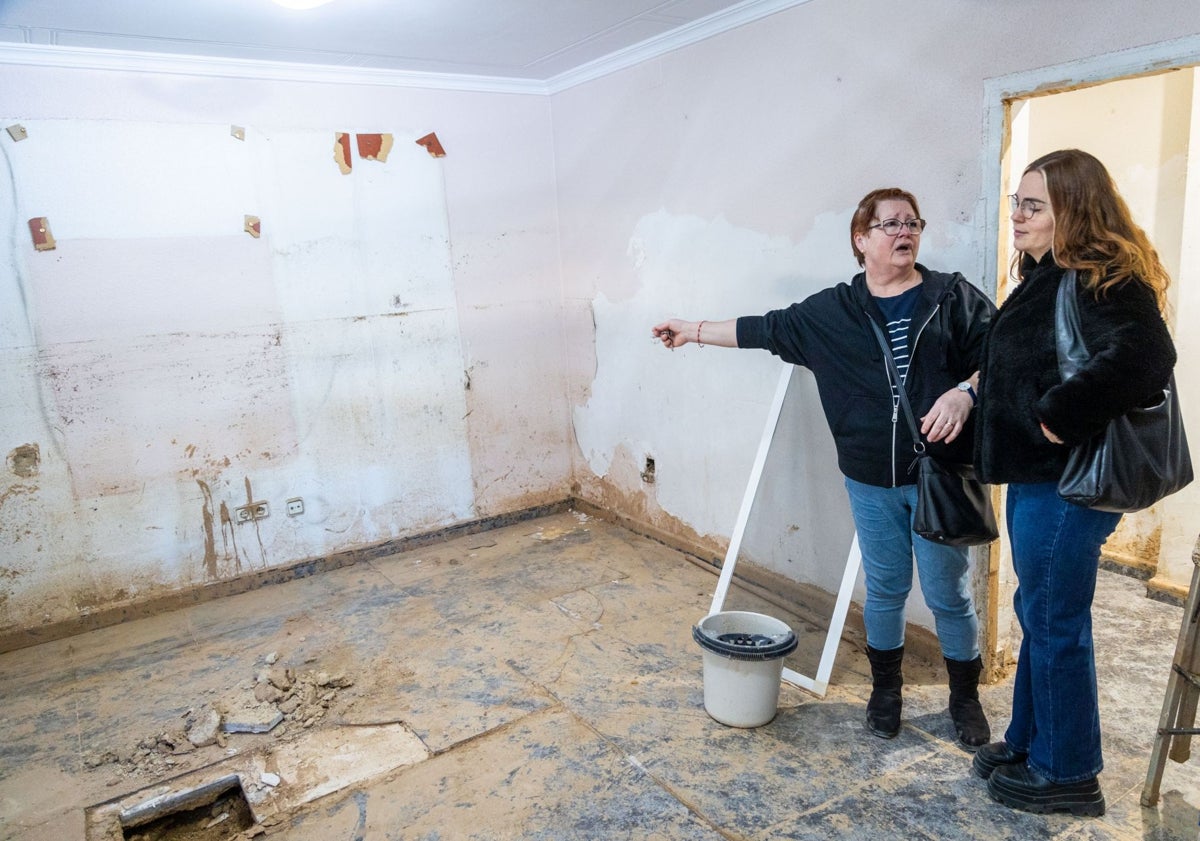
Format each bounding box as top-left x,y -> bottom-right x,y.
652,187 -> 997,748
973,149 -> 1177,816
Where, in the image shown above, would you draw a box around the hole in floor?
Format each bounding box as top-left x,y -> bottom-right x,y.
120,775 -> 254,841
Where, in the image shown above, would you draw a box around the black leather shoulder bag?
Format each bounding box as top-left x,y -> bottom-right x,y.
1054,270 -> 1193,512
867,317 -> 997,546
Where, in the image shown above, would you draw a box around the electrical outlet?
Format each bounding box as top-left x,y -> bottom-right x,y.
234,502 -> 270,522
286,497 -> 304,517
640,456 -> 656,484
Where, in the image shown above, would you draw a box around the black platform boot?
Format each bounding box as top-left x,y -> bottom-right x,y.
865,645 -> 904,738
945,655 -> 991,750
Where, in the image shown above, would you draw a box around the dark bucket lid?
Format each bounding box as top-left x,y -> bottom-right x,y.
692,623 -> 798,660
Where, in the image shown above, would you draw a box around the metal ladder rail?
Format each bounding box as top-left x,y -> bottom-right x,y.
1141,535 -> 1200,807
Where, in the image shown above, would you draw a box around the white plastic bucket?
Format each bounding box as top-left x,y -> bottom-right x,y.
692,611 -> 798,728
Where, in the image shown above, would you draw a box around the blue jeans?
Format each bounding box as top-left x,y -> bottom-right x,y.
1004,481 -> 1121,783
843,477 -> 979,661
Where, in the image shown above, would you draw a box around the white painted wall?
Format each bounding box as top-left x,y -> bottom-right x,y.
0,66 -> 569,633
3,0 -> 1200,645
555,0 -> 1200,637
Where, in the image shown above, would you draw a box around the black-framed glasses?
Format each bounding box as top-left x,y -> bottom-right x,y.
868,218 -> 926,236
1009,195 -> 1047,219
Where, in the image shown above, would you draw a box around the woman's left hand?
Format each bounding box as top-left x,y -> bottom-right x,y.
920,387 -> 974,443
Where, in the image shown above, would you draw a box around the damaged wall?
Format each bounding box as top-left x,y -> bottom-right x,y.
3,0 -> 1199,648
0,69 -> 569,638
555,0 -> 1200,632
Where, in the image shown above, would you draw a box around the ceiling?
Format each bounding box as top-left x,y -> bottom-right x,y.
0,0 -> 805,92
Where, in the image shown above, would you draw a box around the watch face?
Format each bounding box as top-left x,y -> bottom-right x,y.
958,383 -> 970,391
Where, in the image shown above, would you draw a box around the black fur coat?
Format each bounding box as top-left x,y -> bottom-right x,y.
975,254 -> 1176,485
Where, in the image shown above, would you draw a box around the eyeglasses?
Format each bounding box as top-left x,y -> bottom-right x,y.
1008,195 -> 1047,219
868,218 -> 926,236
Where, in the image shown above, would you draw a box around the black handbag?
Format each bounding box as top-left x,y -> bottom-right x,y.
868,319 -> 998,546
1054,271 -> 1193,512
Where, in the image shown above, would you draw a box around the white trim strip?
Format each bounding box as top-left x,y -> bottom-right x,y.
0,42 -> 552,95
546,0 -> 812,93
0,0 -> 812,95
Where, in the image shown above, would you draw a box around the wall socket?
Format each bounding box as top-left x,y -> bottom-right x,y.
234,501 -> 270,522
286,497 -> 304,517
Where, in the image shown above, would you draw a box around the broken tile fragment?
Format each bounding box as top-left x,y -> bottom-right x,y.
223,708 -> 284,734
356,133 -> 393,162
416,132 -> 446,157
334,132 -> 353,174
187,707 -> 223,747
28,217 -> 55,251
6,124 -> 27,142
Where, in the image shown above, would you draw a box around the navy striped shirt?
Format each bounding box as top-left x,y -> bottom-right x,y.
874,285 -> 922,405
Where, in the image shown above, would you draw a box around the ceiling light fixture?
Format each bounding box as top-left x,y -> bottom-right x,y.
271,0 -> 338,10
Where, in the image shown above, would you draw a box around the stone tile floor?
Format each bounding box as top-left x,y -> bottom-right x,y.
0,509 -> 1196,840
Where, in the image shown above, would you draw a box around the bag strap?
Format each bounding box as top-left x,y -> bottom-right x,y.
866,316 -> 925,456
1055,269 -> 1090,381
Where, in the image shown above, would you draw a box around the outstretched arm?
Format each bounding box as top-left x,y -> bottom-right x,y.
651,318 -> 738,349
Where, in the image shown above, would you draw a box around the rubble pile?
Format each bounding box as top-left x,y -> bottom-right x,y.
83,652 -> 356,779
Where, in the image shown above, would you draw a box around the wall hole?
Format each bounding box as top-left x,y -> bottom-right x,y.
641,456 -> 656,484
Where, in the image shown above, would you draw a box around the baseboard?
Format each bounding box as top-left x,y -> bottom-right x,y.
1144,574 -> 1188,607
0,500 -> 572,655
570,496 -> 945,670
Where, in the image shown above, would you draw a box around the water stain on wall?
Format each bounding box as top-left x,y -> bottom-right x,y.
198,480 -> 218,578
7,444 -> 40,478
219,500 -> 243,575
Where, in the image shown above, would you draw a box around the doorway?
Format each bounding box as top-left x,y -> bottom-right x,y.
984,38 -> 1200,670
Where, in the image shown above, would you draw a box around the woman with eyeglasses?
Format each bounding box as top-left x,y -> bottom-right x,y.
972,149 -> 1177,816
652,187 -> 997,748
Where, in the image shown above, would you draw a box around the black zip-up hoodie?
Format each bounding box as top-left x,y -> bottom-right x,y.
736,264 -> 996,488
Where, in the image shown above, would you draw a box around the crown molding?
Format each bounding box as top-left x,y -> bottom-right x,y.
0,42 -> 552,95
546,0 -> 811,93
0,0 -> 811,96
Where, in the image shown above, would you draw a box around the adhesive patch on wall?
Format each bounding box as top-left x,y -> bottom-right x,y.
356,133 -> 393,162
415,132 -> 446,158
334,132 -> 353,174
28,217 -> 55,251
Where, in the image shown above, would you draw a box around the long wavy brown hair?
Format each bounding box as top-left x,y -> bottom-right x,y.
1018,148 -> 1171,312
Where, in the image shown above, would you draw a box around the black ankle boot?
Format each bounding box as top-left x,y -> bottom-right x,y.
865,645 -> 904,738
945,655 -> 991,750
